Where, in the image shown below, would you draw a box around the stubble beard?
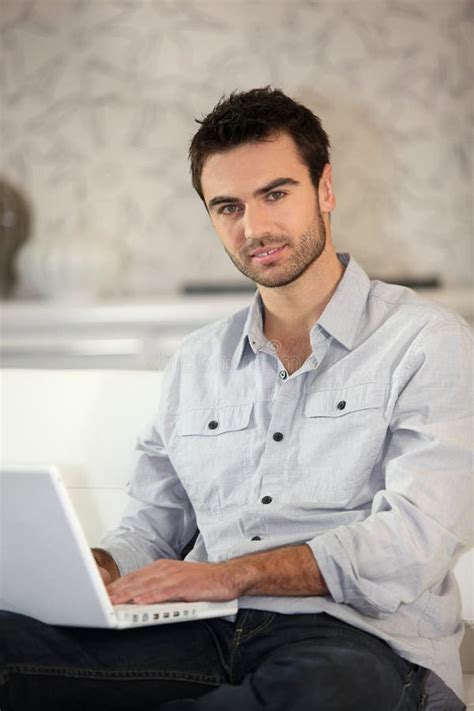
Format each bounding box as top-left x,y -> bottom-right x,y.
224,206 -> 327,289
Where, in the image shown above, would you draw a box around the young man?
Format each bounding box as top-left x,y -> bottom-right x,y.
0,88 -> 471,711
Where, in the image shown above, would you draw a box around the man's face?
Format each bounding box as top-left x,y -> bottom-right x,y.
201,131 -> 328,289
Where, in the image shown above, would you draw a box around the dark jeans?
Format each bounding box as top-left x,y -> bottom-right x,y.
0,609 -> 429,711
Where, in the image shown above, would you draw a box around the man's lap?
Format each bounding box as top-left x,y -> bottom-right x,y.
0,610 -> 223,710
0,610 -> 222,679
0,609 -> 428,711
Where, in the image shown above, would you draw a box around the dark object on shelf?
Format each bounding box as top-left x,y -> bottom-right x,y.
372,275 -> 441,289
183,282 -> 256,294
0,179 -> 32,297
182,275 -> 441,295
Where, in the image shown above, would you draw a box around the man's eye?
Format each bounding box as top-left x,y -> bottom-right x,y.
267,191 -> 285,201
219,204 -> 241,215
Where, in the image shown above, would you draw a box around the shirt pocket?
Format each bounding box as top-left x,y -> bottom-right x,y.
292,383 -> 387,507
173,402 -> 254,513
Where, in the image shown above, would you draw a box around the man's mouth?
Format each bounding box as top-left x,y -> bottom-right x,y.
250,245 -> 287,264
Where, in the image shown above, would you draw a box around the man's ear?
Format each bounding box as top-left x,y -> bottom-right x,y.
318,163 -> 336,213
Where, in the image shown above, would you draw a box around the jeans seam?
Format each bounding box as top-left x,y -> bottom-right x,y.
229,627 -> 244,684
393,665 -> 429,711
393,686 -> 409,711
227,612 -> 276,684
6,664 -> 219,684
239,612 -> 276,643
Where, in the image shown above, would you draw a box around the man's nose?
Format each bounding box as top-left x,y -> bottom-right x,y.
242,203 -> 272,242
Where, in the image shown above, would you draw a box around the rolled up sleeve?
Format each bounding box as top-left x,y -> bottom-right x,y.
100,354 -> 196,577
309,317 -> 473,617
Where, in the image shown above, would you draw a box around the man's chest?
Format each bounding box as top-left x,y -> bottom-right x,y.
165,362 -> 391,518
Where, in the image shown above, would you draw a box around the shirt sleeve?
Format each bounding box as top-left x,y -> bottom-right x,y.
308,315 -> 473,617
100,353 -> 197,577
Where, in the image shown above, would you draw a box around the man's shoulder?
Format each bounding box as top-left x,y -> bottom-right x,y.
368,279 -> 469,334
177,304 -> 251,359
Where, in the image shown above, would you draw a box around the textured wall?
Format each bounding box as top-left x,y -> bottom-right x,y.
1,0 -> 472,296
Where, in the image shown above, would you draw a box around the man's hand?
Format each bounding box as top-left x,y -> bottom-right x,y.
107,559 -> 237,604
91,548 -> 121,586
106,544 -> 328,604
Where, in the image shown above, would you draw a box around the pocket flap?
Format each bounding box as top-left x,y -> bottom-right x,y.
178,402 -> 253,436
304,384 -> 384,418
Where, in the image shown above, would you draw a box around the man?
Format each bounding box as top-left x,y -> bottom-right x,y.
0,87 -> 471,711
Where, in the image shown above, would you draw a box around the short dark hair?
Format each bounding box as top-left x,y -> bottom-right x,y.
189,87 -> 330,202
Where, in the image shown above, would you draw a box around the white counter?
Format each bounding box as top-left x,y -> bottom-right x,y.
1,288 -> 472,369
0,295 -> 255,368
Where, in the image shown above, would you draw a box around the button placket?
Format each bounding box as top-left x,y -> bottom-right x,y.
259,386 -> 297,519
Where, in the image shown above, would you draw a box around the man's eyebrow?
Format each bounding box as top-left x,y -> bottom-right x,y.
208,194 -> 240,210
254,177 -> 299,197
207,177 -> 299,211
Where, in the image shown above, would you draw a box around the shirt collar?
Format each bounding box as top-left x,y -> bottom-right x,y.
232,253 -> 371,368
316,253 -> 371,350
232,290 -> 264,369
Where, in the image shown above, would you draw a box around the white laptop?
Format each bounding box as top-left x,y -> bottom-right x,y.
0,465 -> 238,629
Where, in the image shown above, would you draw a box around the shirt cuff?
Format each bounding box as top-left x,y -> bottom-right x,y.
99,538 -> 156,577
308,531 -> 399,617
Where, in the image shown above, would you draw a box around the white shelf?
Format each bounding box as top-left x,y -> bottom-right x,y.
0,288 -> 471,369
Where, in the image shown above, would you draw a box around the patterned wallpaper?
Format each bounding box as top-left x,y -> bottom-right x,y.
1,0 -> 472,297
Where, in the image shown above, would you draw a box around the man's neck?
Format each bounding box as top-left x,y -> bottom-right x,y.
260,246 -> 345,342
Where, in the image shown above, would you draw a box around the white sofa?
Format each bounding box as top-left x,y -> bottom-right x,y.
1,369 -> 472,703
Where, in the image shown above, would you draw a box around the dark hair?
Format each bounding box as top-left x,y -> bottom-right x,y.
189,87 -> 330,202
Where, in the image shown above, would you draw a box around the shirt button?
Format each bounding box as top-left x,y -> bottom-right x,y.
251,535 -> 262,541
261,496 -> 273,504
273,432 -> 284,442
279,370 -> 287,380
208,420 -> 219,429
336,400 -> 346,411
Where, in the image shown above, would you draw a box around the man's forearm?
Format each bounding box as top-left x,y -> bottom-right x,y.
222,543 -> 329,597
106,543 -> 329,604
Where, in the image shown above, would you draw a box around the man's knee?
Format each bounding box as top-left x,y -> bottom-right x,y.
248,643 -> 417,711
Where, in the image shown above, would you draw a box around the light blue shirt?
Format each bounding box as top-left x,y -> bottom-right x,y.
102,254 -> 472,700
